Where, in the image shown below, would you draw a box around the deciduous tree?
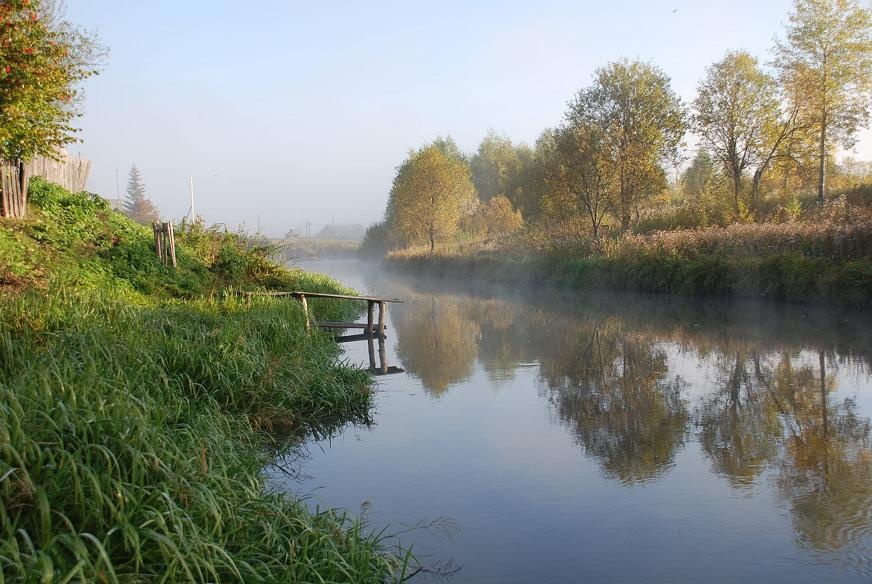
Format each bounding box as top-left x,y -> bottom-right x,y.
386,143 -> 476,252
774,0 -> 872,204
567,60 -> 686,231
462,194 -> 523,238
542,125 -> 616,241
694,51 -> 798,213
0,0 -> 104,215
682,150 -> 717,200
470,130 -> 524,202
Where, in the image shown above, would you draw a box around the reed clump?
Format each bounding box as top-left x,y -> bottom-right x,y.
385,216 -> 872,305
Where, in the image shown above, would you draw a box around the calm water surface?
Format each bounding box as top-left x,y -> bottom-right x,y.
268,260 -> 872,583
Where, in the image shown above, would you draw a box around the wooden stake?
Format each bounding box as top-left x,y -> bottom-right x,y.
300,294 -> 311,332
167,222 -> 177,268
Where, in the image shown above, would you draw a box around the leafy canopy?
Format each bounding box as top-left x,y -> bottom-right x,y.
386,142 -> 476,251
0,0 -> 104,162
567,60 -> 686,231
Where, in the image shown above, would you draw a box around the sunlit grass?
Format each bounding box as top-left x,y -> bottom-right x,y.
0,180 -> 411,582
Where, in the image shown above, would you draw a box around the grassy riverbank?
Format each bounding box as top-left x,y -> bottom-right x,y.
386,220 -> 872,306
1,180 -> 405,582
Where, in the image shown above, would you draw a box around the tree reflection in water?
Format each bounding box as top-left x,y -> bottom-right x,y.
538,318 -> 689,485
771,352 -> 872,556
392,294 -> 480,395
381,277 -> 872,558
697,351 -> 781,487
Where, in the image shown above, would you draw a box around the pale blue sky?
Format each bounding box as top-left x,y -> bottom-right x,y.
67,0 -> 872,235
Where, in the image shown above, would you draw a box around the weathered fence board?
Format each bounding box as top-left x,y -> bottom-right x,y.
0,164 -> 24,219
26,152 -> 91,193
0,150 -> 91,218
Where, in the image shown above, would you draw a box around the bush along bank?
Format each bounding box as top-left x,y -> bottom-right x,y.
384,222 -> 872,306
0,179 -> 410,582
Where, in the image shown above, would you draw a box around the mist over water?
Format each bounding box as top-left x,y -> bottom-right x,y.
269,261 -> 872,584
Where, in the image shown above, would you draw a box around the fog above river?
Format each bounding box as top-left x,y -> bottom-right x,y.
270,262 -> 872,584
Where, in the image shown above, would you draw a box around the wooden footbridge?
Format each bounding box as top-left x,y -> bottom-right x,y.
248,290 -> 404,375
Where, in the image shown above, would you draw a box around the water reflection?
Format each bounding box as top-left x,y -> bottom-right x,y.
380,274 -> 872,562
540,319 -> 689,485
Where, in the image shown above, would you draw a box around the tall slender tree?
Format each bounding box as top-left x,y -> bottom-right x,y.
124,164 -> 145,214
694,51 -> 798,213
774,0 -> 872,204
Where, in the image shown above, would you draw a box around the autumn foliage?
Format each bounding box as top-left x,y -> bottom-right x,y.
0,0 -> 101,163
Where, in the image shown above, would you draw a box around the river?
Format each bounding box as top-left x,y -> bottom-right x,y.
268,260 -> 872,583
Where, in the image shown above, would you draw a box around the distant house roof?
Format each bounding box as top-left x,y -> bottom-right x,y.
316,224 -> 365,241
105,198 -> 125,212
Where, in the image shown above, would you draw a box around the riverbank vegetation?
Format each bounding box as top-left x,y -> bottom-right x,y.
0,179 -> 408,581
365,0 -> 872,305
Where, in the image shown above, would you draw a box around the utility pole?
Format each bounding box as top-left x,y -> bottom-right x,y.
189,176 -> 196,222
115,169 -> 120,200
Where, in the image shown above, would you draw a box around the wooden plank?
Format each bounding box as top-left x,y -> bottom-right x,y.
290,291 -> 403,303
317,321 -> 388,330
370,366 -> 405,376
1,166 -> 8,217
334,332 -> 384,343
245,290 -> 402,303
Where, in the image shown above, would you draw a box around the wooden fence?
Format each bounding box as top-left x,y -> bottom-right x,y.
27,151 -> 91,193
0,164 -> 25,219
0,150 -> 91,218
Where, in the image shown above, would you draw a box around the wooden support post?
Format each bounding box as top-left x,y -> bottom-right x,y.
368,336 -> 377,370
377,301 -> 387,373
300,294 -> 311,332
378,301 -> 387,340
378,336 -> 388,374
367,300 -> 375,338
153,222 -> 163,264
167,222 -> 177,268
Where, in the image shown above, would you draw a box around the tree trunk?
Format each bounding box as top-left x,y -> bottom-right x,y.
817,118 -> 827,206
732,173 -> 742,215
620,190 -> 631,232
819,350 -> 828,438
429,228 -> 435,254
619,173 -> 631,232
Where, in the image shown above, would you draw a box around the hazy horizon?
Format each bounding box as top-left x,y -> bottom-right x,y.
68,0 -> 872,236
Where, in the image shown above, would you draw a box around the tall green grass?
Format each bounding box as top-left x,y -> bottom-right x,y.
0,181 -> 410,582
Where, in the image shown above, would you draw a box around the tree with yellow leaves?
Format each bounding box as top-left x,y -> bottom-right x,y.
386,140 -> 476,252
